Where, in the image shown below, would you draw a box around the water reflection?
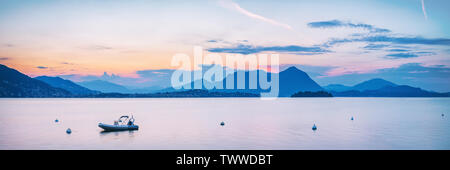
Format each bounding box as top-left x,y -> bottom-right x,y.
99,130 -> 136,137
0,98 -> 449,149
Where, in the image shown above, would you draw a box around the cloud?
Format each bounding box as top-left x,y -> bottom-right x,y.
363,36 -> 450,45
386,49 -> 410,52
326,35 -> 450,46
36,66 -> 48,69
82,45 -> 113,50
385,53 -> 418,59
224,0 -> 292,30
385,51 -> 435,59
61,62 -> 74,65
208,44 -> 329,55
363,44 -> 390,50
136,69 -> 174,78
3,44 -> 14,47
308,20 -> 390,33
421,0 -> 428,20
207,40 -> 219,43
0,57 -> 9,60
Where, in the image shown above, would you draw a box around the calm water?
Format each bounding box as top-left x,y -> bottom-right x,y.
0,98 -> 449,150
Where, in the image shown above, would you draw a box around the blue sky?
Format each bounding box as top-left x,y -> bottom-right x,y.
0,0 -> 449,91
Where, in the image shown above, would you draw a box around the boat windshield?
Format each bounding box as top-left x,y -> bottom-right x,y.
118,116 -> 129,124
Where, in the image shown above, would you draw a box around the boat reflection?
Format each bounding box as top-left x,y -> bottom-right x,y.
99,130 -> 136,137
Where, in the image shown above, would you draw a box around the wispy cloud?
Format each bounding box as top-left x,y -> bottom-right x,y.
363,44 -> 390,50
82,45 -> 113,51
207,40 -> 219,43
326,35 -> 450,46
61,62 -> 73,65
421,0 -> 428,20
385,51 -> 435,59
3,44 -> 14,48
0,57 -> 9,61
224,0 -> 292,30
385,53 -> 418,59
308,20 -> 390,33
208,44 -> 329,55
36,66 -> 48,69
386,49 -> 410,52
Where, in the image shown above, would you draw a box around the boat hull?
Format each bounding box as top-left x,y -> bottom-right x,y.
98,123 -> 139,131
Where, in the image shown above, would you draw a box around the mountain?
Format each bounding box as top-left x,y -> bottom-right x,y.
326,78 -> 449,97
77,80 -> 131,93
278,67 -> 324,97
332,85 -> 449,97
2,63 -> 448,98
35,76 -> 99,96
323,84 -> 352,92
0,64 -> 71,97
352,78 -> 397,91
323,78 -> 397,92
164,66 -> 323,97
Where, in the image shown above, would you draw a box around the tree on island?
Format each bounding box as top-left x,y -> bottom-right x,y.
291,91 -> 333,97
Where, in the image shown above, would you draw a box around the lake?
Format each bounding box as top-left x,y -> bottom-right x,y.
0,98 -> 449,150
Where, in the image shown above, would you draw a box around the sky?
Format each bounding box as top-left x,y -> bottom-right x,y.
0,0 -> 449,91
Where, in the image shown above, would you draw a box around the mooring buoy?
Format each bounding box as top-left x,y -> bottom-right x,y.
312,124 -> 317,131
66,128 -> 72,134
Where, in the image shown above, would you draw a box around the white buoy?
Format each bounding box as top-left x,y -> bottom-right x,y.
220,121 -> 225,126
66,128 -> 72,134
312,124 -> 317,131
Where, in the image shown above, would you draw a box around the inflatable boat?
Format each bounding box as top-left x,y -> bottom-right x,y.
98,123 -> 139,131
98,115 -> 139,131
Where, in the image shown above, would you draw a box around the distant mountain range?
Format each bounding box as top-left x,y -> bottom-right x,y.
323,78 -> 397,92
324,78 -> 449,97
331,85 -> 450,97
164,66 -> 323,97
76,80 -> 163,94
77,80 -> 131,94
0,64 -> 449,97
35,76 -> 99,95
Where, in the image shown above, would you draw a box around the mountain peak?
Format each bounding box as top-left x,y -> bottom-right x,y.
323,84 -> 352,92
352,78 -> 397,91
279,66 -> 323,96
282,66 -> 309,77
284,66 -> 302,72
366,78 -> 392,83
362,78 -> 397,87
